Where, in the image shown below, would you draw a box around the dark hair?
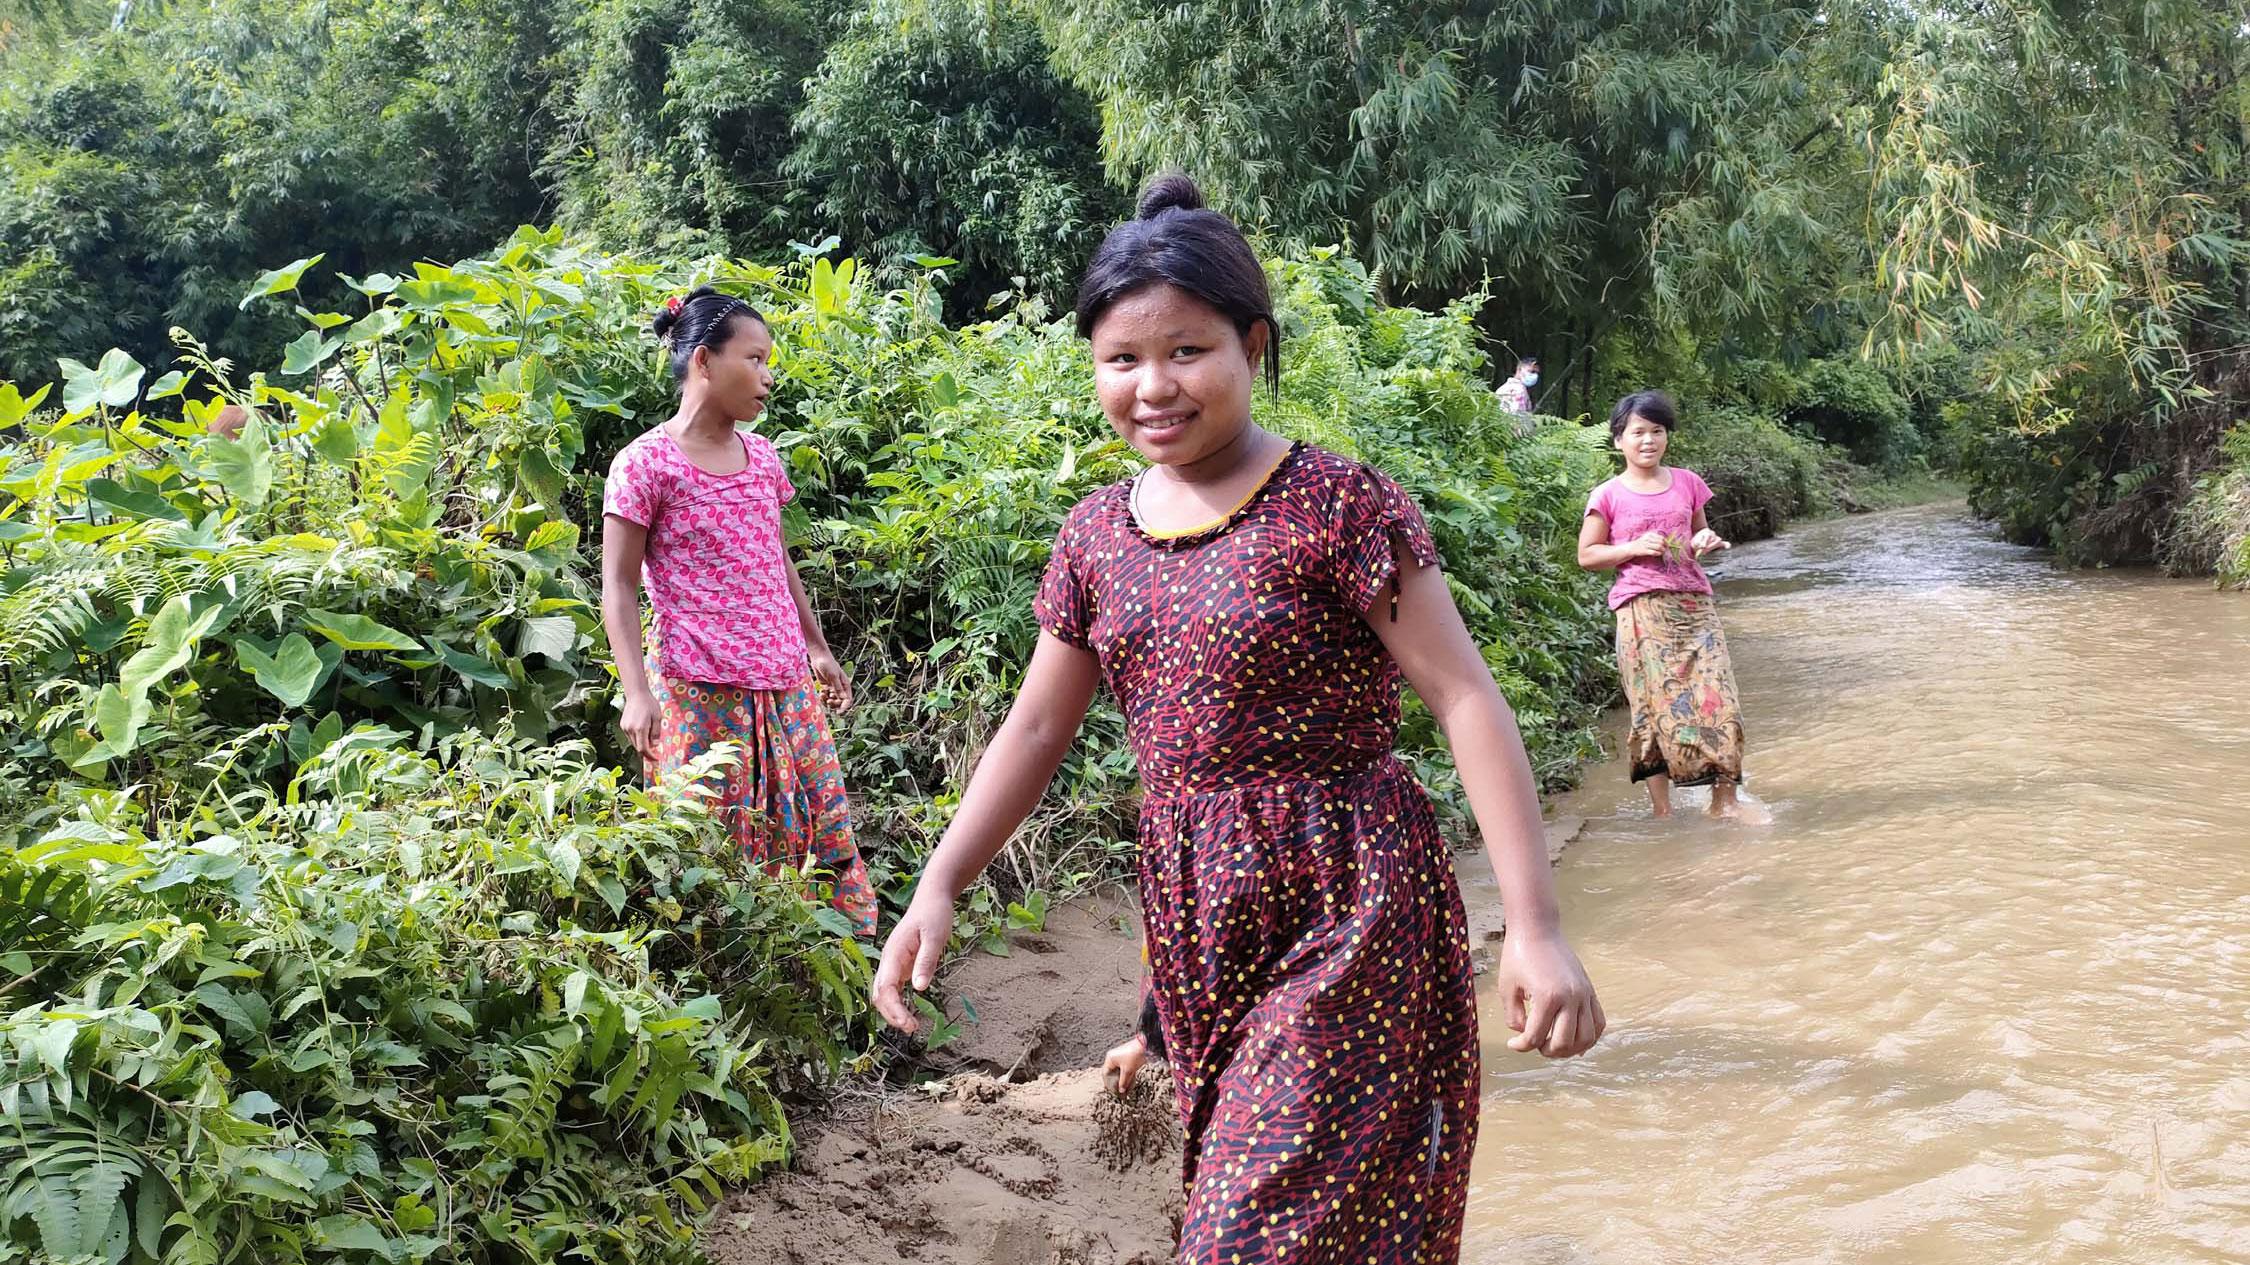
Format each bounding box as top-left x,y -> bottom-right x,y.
1608,390 -> 1679,441
1517,355 -> 1540,370
650,285 -> 766,386
1074,174 -> 1281,395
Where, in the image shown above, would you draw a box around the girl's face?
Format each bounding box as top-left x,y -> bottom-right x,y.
691,316 -> 775,422
1616,413 -> 1671,470
1089,284 -> 1267,468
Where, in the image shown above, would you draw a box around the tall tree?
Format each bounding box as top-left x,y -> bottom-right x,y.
0,0 -> 565,382
1028,0 -> 1869,403
787,0 -> 1123,315
550,0 -> 838,257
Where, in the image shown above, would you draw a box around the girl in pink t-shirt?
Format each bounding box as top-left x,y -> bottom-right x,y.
1578,390 -> 1761,822
599,286 -> 875,933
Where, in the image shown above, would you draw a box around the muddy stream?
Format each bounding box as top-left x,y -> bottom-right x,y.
717,503 -> 2250,1265
1466,503 -> 2250,1264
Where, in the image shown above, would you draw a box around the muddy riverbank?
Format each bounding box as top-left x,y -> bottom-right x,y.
711,821 -> 1584,1264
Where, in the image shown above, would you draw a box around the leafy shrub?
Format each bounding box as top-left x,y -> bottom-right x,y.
0,733 -> 872,1265
2165,425 -> 2250,587
1666,404 -> 1830,541
1786,357 -> 1918,472
0,228 -> 1619,906
0,231 -> 1620,1261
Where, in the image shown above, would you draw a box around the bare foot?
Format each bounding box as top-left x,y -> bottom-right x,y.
1709,798 -> 1773,825
1645,775 -> 1672,819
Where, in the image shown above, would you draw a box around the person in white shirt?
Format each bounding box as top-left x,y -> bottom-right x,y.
1497,355 -> 1539,415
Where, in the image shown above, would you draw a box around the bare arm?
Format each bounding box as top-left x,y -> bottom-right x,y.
785,552 -> 853,708
600,515 -> 661,764
1367,551 -> 1605,1058
1578,510 -> 1660,571
600,516 -> 652,694
872,631 -> 1103,1029
1690,505 -> 1730,556
785,554 -> 831,656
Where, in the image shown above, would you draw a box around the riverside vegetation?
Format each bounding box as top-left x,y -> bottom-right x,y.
1,235 -> 1791,1263
7,0 -> 2248,1259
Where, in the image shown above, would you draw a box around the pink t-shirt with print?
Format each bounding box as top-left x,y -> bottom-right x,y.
603,427 -> 806,688
1586,467 -> 1715,611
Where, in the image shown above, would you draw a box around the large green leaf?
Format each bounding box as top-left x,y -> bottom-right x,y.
310,413 -> 360,465
396,277 -> 479,310
303,609 -> 420,652
78,683 -> 152,767
280,331 -> 344,376
340,271 -> 401,295
119,594 -> 224,696
58,349 -> 145,415
205,415 -> 274,508
518,444 -> 567,513
0,382 -> 51,428
239,254 -> 325,309
237,634 -> 326,707
315,1215 -> 401,1257
343,308 -> 408,344
87,477 -> 187,523
515,615 -> 577,660
428,638 -> 512,689
372,389 -> 413,452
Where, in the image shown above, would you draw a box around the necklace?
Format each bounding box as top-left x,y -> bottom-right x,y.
1129,438 -> 1294,540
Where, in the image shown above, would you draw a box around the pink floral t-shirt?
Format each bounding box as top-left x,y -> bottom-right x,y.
1586,467 -> 1715,611
603,427 -> 806,688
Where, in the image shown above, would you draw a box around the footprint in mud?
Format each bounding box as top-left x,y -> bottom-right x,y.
964,1133 -> 1061,1197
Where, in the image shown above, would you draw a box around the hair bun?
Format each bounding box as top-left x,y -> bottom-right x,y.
650,307 -> 681,342
1136,173 -> 1206,219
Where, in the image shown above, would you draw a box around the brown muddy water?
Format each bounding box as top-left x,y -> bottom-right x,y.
1466,503 -> 2250,1265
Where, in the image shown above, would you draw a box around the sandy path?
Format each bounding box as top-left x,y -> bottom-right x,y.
711,819 -> 1583,1264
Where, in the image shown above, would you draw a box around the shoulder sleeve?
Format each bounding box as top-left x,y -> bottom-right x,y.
1328,461 -> 1439,621
1586,480 -> 1613,521
1684,469 -> 1713,514
603,440 -> 662,527
749,433 -> 796,504
1033,499 -> 1100,649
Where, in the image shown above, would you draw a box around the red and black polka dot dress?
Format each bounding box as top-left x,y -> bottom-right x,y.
1037,443 -> 1481,1264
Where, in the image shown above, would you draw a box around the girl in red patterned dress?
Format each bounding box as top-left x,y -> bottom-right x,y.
600,286 -> 877,934
871,177 -> 1605,1263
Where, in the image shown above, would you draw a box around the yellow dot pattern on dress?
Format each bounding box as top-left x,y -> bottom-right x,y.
1034,445 -> 1481,1263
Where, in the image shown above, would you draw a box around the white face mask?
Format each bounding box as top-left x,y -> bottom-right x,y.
1521,371 -> 1539,386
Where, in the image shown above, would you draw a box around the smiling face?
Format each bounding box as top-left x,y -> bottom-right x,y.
690,314 -> 775,422
1616,411 -> 1672,471
1089,284 -> 1268,468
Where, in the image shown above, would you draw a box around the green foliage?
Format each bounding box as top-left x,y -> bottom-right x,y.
0,230 -> 1621,1258
0,0 -> 565,384
1666,405 -> 1830,542
0,733 -> 872,1265
1786,357 -> 1917,473
0,231 -> 648,791
786,0 -> 1123,315
2168,426 -> 2250,588
552,0 -> 832,258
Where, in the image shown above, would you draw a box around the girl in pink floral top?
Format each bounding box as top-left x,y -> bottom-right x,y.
1578,390 -> 1764,823
599,286 -> 876,933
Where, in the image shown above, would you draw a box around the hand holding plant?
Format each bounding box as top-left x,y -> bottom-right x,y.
810,647 -> 854,711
